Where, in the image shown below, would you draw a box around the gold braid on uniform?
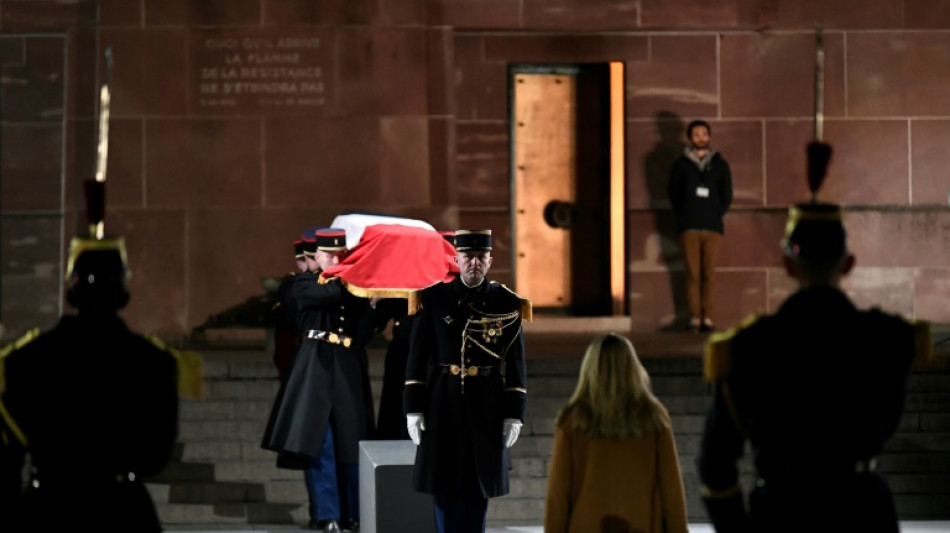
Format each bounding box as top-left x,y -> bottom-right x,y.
407,281 -> 445,316
704,315 -> 758,437
146,335 -> 205,400
0,329 -> 40,447
493,283 -> 533,323
703,313 -> 761,382
461,308 -> 521,361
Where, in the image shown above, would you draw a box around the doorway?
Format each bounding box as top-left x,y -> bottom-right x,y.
510,62 -> 626,317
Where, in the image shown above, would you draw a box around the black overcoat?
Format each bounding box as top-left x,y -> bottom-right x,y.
374,298 -> 413,440
261,273 -> 376,463
697,286 -> 929,532
404,277 -> 528,497
0,314 -> 179,532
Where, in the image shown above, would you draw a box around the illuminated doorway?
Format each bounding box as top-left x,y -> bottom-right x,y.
510,62 -> 626,316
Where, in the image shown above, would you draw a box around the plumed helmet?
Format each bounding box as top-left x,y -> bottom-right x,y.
65,179 -> 130,311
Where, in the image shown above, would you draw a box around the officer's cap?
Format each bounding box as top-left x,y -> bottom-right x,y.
316,228 -> 347,252
439,230 -> 456,248
454,229 -> 492,252
300,226 -> 321,257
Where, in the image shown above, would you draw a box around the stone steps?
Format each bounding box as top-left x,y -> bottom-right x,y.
150,336 -> 950,530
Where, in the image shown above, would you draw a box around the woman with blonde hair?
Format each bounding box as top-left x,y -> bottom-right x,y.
544,333 -> 688,533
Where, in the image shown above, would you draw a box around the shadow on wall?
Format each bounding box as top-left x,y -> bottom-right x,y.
641,111 -> 688,331
190,277 -> 282,343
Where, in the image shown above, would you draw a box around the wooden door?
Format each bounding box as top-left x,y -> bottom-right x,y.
511,63 -> 626,316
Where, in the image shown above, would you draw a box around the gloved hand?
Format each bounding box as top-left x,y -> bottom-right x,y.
502,418 -> 523,448
407,413 -> 426,445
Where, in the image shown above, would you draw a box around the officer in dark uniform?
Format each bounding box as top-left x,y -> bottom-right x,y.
404,229 -> 531,533
697,201 -> 932,533
375,230 -> 458,441
372,297 -> 412,440
0,179 -> 180,532
262,228 -> 376,533
270,229 -> 314,382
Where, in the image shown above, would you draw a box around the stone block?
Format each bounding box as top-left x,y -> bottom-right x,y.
358,440 -> 436,533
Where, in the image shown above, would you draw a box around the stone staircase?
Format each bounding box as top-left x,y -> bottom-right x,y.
147,330 -> 950,531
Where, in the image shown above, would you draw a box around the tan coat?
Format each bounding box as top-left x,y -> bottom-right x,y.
544,413 -> 689,533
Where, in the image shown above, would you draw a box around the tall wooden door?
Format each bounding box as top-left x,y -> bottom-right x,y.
512,71 -> 576,308
511,63 -> 626,316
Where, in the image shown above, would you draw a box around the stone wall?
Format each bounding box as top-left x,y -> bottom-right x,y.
2,0 -> 949,341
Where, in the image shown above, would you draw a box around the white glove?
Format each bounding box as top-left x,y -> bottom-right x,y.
502,418 -> 523,448
407,413 -> 426,445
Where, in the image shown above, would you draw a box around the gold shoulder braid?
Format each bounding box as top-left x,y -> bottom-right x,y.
0,328 -> 39,447
0,328 -> 40,361
703,313 -> 761,382
493,283 -> 533,323
146,335 -> 205,400
457,307 -> 523,394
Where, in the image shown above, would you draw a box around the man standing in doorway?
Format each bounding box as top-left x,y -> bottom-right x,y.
668,119 -> 733,333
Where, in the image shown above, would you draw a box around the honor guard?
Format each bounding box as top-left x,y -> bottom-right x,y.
269,229 -> 314,381
0,179 -> 184,532
697,193 -> 932,532
404,229 -> 531,533
261,227 -> 375,533
376,228 -> 457,440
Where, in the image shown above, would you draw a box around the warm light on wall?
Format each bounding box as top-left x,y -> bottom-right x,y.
609,61 -> 626,316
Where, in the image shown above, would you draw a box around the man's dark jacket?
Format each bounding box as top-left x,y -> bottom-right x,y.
668,149 -> 733,234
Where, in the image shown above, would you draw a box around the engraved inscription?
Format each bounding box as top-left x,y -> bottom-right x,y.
193,31 -> 330,112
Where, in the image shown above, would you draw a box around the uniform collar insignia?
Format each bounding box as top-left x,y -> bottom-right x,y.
442,315 -> 454,324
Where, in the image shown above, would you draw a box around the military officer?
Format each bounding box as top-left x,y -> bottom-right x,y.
372,296 -> 413,440
697,201 -> 932,533
376,230 -> 457,441
261,228 -> 375,533
270,228 -> 315,382
0,179 -> 181,532
404,229 -> 531,533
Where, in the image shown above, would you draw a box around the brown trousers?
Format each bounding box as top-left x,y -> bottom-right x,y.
680,230 -> 722,321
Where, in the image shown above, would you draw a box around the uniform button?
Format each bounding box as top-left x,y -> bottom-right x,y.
338,327 -> 344,332
466,358 -> 471,363
340,316 -> 345,321
394,321 -> 401,327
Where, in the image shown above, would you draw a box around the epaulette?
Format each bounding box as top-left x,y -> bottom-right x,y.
493,283 -> 533,323
0,328 -> 40,360
703,313 -> 763,382
146,334 -> 205,400
911,319 -> 933,367
317,275 -> 338,285
407,280 -> 445,316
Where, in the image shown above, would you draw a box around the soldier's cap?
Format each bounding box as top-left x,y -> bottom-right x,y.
781,202 -> 847,262
66,235 -> 130,288
454,229 -> 492,252
439,230 -> 456,248
300,226 -> 321,257
316,228 -> 347,252
293,237 -> 306,259
66,179 -> 130,289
